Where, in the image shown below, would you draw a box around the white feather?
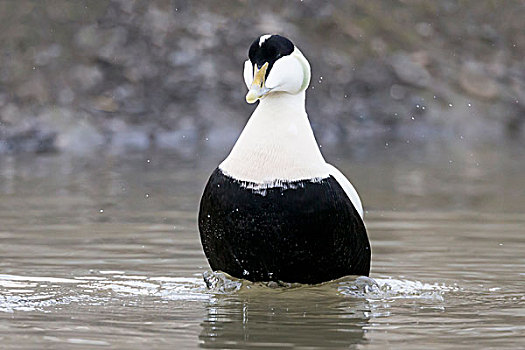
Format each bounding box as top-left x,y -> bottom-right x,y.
243,60 -> 253,88
259,34 -> 272,46
325,164 -> 364,218
291,48 -> 311,91
265,55 -> 303,94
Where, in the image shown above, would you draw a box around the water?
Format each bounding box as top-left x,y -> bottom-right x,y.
1,142 -> 524,349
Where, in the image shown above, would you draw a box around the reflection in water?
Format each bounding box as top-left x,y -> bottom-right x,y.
200,292 -> 368,349
198,273 -> 456,349
199,273 -> 370,348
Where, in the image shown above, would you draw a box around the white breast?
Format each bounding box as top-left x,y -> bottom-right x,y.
220,92 -> 329,184
219,91 -> 364,219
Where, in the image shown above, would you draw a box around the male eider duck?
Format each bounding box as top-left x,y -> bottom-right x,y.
198,34 -> 370,284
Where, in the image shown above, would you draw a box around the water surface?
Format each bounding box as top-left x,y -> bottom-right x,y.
1,143 -> 524,349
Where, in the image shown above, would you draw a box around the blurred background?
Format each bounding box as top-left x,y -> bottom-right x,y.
1,0 -> 524,155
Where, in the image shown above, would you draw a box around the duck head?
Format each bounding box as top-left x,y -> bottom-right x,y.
244,34 -> 311,104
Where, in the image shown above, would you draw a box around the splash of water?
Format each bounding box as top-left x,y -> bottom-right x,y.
202,271 -> 459,301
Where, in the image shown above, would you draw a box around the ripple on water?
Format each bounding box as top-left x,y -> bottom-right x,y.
0,273 -> 208,313
0,272 -> 459,313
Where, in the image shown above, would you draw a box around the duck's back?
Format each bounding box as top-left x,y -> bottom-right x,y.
198,168 -> 370,284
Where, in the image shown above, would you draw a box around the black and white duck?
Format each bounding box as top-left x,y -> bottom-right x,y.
198,34 -> 370,284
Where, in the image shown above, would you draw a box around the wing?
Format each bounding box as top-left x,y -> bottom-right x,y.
326,163 -> 364,219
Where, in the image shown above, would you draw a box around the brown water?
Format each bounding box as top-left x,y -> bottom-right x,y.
1,143 -> 524,349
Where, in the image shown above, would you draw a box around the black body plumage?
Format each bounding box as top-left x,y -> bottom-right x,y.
198,168 -> 371,284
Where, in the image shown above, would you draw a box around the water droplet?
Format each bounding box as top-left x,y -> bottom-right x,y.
99,209 -> 104,213
344,94 -> 348,98
207,214 -> 211,218
448,103 -> 453,107
421,106 -> 426,110
411,116 -> 415,120
416,104 -> 420,108
205,137 -> 209,141
467,103 -> 472,107
146,159 -> 151,163
144,193 -> 150,198
32,66 -> 36,70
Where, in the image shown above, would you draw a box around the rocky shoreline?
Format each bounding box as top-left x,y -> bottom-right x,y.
1,1 -> 523,154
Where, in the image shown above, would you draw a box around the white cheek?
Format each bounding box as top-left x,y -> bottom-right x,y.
243,60 -> 253,88
265,55 -> 303,94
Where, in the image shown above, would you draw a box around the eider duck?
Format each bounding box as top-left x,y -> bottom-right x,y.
198,34 -> 370,284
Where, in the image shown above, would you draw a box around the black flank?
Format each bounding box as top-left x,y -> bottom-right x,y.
198,168 -> 371,284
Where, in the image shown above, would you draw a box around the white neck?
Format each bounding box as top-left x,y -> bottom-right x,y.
219,91 -> 329,184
